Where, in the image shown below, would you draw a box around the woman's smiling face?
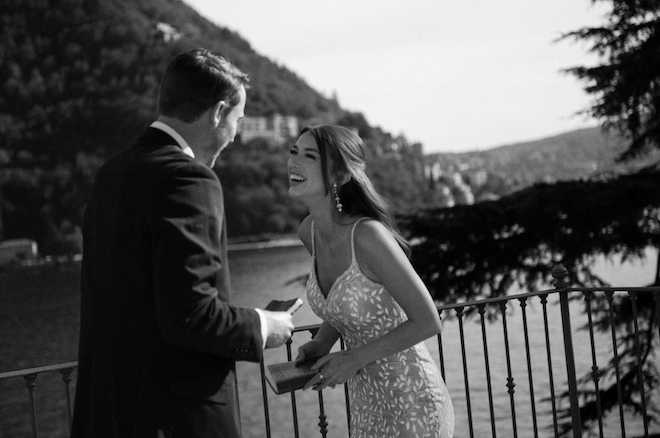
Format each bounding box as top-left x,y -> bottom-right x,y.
287,131 -> 329,202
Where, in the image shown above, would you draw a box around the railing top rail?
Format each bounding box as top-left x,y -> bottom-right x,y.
292,323 -> 322,333
435,285 -> 660,312
0,361 -> 78,380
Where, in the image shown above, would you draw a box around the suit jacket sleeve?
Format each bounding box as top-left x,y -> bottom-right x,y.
148,158 -> 263,362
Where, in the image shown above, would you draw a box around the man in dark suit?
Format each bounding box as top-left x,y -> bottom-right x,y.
70,48 -> 295,438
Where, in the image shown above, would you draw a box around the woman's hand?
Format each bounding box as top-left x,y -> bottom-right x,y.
303,350 -> 362,391
295,340 -> 332,364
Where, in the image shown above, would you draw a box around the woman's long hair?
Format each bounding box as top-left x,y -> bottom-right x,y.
300,125 -> 411,256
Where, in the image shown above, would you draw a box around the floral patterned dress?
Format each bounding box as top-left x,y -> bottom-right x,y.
306,219 -> 454,438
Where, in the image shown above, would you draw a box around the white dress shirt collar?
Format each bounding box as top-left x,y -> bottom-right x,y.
150,121 -> 195,158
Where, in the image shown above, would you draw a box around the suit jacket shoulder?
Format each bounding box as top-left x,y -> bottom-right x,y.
81,127 -> 263,364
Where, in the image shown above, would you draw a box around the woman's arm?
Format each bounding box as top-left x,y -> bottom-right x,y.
295,321 -> 341,364
307,219 -> 441,390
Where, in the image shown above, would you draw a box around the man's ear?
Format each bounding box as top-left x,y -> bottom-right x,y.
211,100 -> 227,126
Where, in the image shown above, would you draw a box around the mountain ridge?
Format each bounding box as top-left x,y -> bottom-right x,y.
423,126 -> 659,205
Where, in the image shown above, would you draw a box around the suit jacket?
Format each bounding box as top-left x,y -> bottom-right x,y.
71,127 -> 263,438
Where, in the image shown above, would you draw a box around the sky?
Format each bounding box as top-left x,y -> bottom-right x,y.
183,0 -> 610,153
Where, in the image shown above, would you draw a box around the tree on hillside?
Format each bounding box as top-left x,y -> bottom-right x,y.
400,1 -> 660,435
561,0 -> 660,161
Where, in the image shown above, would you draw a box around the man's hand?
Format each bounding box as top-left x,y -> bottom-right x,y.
262,310 -> 295,348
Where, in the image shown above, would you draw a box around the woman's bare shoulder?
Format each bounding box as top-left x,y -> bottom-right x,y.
353,218 -> 403,269
354,218 -> 393,247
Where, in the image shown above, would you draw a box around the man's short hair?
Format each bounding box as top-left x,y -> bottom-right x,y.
158,49 -> 249,122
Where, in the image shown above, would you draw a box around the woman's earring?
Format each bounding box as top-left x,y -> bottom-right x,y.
332,183 -> 343,212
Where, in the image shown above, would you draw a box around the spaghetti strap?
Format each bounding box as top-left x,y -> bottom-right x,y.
311,220 -> 316,258
349,218 -> 369,263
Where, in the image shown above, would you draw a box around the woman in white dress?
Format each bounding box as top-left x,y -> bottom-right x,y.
288,124 -> 454,438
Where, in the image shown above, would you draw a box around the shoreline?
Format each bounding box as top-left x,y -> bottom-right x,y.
228,237 -> 303,252
0,234 -> 304,272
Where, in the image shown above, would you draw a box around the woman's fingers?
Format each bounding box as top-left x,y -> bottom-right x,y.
303,371 -> 325,390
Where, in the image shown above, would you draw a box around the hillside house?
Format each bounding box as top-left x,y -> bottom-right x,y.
239,114 -> 298,144
0,239 -> 38,266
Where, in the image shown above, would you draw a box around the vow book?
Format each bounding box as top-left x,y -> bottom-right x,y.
263,296 -> 314,394
264,297 -> 304,314
265,359 -> 318,395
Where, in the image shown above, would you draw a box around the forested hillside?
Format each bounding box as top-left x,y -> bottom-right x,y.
0,0 -> 431,254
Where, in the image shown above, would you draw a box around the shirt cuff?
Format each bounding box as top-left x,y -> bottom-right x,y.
254,308 -> 268,349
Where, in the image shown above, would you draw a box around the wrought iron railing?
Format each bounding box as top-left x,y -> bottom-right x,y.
2,276 -> 659,438
432,283 -> 660,438
0,362 -> 76,438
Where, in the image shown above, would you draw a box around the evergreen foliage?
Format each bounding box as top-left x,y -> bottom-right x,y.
560,0 -> 660,161
401,1 -> 660,434
402,166 -> 660,303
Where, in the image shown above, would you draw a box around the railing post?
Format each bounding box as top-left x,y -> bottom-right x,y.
309,327 -> 328,437
60,367 -> 74,432
258,359 -> 272,438
455,306 -> 474,438
339,337 -> 351,434
284,337 -> 301,438
552,264 -> 581,438
477,303 -> 497,438
317,390 -> 328,437
540,293 -> 560,437
23,373 -> 39,438
499,301 -> 518,438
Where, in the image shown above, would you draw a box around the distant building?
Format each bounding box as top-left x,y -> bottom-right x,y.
0,239 -> 38,266
469,170 -> 489,187
155,22 -> 183,42
239,114 -> 299,144
426,162 -> 444,182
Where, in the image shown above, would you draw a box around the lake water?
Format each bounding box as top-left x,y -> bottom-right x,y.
0,244 -> 658,437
